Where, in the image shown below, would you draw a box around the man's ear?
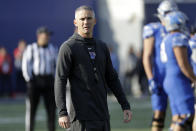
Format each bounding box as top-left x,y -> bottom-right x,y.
94,18 -> 96,25
74,19 -> 77,27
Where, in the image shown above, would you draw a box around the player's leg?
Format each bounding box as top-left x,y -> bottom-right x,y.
169,115 -> 179,131
152,110 -> 166,131
174,96 -> 195,131
151,91 -> 167,131
174,114 -> 194,131
168,100 -> 180,131
43,84 -> 56,131
193,106 -> 196,131
25,82 -> 40,131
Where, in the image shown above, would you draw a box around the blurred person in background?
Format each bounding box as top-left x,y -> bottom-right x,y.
135,50 -> 148,96
55,5 -> 132,131
125,46 -> 141,97
109,45 -> 119,73
162,11 -> 195,131
14,39 -> 27,94
108,45 -> 120,95
22,27 -> 57,131
189,24 -> 196,131
142,0 -> 178,130
0,47 -> 13,97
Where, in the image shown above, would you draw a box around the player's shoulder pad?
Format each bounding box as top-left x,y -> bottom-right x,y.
143,22 -> 162,39
189,34 -> 196,49
172,32 -> 189,47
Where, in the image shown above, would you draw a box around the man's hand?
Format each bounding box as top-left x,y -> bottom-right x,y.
123,110 -> 132,123
148,78 -> 161,94
58,116 -> 70,129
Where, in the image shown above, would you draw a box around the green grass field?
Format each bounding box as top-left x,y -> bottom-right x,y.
0,96 -> 172,131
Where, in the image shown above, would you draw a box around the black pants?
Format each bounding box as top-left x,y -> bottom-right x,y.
0,74 -> 12,96
15,70 -> 26,93
25,75 -> 56,131
69,119 -> 110,131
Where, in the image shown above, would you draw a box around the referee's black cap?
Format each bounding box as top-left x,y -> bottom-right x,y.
36,26 -> 53,36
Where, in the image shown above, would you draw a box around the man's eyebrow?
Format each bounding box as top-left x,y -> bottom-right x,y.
79,16 -> 93,19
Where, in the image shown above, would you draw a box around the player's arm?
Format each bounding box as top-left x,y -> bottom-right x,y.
173,46 -> 196,82
143,37 -> 161,94
142,37 -> 154,80
54,43 -> 72,129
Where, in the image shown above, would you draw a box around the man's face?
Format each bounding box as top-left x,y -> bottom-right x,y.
37,33 -> 50,46
74,10 -> 96,37
18,41 -> 26,51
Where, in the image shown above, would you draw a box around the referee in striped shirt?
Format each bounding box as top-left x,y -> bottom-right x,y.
22,27 -> 57,131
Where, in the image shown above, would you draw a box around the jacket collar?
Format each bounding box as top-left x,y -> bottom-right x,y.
73,32 -> 95,43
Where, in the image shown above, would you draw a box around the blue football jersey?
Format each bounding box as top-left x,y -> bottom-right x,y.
189,34 -> 196,74
143,22 -> 167,84
163,32 -> 194,114
163,32 -> 191,74
163,32 -> 192,93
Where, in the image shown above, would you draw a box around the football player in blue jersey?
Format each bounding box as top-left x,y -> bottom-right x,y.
189,24 -> 196,131
162,11 -> 196,131
189,25 -> 196,75
143,1 -> 178,131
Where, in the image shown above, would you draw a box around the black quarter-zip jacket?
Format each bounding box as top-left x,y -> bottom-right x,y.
55,33 -> 130,121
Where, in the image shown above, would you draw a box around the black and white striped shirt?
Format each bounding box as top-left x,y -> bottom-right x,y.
22,42 -> 57,82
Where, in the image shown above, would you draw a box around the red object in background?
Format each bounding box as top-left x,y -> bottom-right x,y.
14,48 -> 20,58
0,54 -> 12,75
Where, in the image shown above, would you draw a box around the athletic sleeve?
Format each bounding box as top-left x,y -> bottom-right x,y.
172,34 -> 189,48
22,45 -> 33,82
103,43 -> 131,111
143,24 -> 155,39
54,43 -> 72,117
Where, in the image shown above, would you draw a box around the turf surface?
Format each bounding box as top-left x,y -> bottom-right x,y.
0,96 -> 172,131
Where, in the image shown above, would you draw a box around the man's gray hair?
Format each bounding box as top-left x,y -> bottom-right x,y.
75,5 -> 95,19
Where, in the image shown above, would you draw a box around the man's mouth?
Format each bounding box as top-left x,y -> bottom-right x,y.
84,27 -> 90,30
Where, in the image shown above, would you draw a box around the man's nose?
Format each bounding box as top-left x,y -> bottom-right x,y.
84,18 -> 88,24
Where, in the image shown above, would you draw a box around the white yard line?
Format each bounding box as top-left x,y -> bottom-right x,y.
0,109 -> 46,124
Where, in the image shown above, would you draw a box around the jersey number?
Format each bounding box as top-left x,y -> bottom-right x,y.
160,41 -> 168,63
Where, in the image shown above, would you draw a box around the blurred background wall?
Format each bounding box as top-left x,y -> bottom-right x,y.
1,0 -> 196,93
0,0 -> 97,53
0,0 -> 196,91
1,0 -> 196,54
97,0 -> 144,75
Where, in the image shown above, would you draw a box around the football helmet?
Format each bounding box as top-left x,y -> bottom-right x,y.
157,0 -> 178,19
164,11 -> 188,32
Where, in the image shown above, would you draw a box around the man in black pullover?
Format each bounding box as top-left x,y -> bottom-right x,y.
55,5 -> 132,131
